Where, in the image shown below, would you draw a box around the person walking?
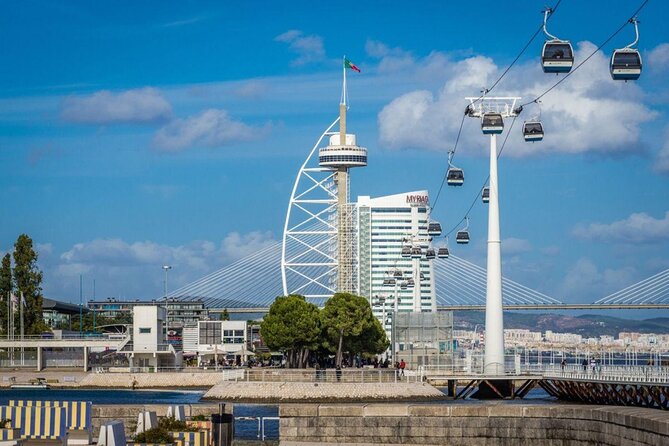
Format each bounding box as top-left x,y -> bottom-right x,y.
399,359 -> 406,377
560,359 -> 566,372
581,358 -> 587,372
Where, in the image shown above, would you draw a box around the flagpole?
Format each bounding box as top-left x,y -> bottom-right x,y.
20,292 -> 24,365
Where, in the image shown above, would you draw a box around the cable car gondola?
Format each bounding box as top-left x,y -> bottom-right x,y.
406,278 -> 415,287
481,113 -> 504,134
456,217 -> 470,245
611,19 -> 642,81
541,9 -> 574,74
427,221 -> 442,236
482,187 -> 490,203
437,246 -> 449,259
410,247 -> 422,258
401,245 -> 411,258
446,150 -> 464,186
523,121 -> 544,142
425,248 -> 435,260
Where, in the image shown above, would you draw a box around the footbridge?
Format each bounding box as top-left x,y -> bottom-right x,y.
166,241 -> 669,312
420,363 -> 669,410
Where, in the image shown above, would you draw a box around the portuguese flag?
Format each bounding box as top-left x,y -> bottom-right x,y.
344,58 -> 361,73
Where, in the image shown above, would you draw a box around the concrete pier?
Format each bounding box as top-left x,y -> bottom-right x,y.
279,403 -> 669,445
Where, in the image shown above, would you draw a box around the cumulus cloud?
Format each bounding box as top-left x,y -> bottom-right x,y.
572,211 -> 669,243
647,43 -> 669,75
275,29 -> 325,65
502,238 -> 532,255
377,41 -> 656,157
152,109 -> 266,151
61,87 -> 172,124
48,232 -> 276,299
654,126 -> 669,175
561,258 -> 636,301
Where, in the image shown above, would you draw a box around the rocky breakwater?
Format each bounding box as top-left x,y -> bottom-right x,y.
203,381 -> 446,403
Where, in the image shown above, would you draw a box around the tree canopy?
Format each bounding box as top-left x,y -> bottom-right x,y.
260,292 -> 389,368
13,234 -> 47,334
260,294 -> 321,368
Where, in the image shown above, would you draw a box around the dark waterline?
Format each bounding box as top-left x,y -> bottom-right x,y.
0,388 -> 205,405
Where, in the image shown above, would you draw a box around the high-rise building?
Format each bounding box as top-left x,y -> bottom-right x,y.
357,190 -> 437,330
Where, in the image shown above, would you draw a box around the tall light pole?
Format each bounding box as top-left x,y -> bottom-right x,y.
465,96 -> 520,375
162,265 -> 172,298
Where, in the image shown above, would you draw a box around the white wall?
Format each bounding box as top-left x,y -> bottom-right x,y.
132,306 -> 166,351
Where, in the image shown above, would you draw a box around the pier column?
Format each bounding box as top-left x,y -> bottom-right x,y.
83,346 -> 89,371
484,133 -> 505,375
36,346 -> 43,372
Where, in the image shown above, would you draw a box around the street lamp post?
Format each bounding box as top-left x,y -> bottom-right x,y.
162,265 -> 172,298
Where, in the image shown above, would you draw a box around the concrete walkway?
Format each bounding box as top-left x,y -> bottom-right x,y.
204,381 -> 446,402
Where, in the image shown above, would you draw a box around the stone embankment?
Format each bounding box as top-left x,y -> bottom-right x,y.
1,370 -> 243,388
279,403 -> 669,445
204,382 -> 446,402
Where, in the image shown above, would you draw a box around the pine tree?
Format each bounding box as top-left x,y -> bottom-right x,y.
12,234 -> 46,335
0,254 -> 12,335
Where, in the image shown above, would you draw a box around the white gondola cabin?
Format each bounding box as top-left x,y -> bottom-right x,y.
482,187 -> 490,203
410,247 -> 422,258
425,248 -> 435,260
542,40 -> 574,73
481,113 -> 504,134
523,121 -> 544,142
437,247 -> 449,259
401,245 -> 411,258
610,49 -> 642,81
447,168 -> 464,186
427,222 -> 442,236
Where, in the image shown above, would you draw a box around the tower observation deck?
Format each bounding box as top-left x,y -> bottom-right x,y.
319,107 -> 367,293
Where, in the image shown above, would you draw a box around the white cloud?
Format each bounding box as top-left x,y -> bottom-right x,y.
502,238 -> 532,255
561,258 -> 636,301
275,30 -> 325,65
152,109 -> 266,151
647,43 -> 669,75
61,87 -> 172,124
48,232 -> 276,300
572,211 -> 669,243
377,41 -> 657,157
654,125 -> 669,175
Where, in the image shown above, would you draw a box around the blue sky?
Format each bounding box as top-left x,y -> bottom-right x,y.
1,0 -> 668,315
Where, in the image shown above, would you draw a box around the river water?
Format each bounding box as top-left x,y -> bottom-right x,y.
0,386 -> 556,440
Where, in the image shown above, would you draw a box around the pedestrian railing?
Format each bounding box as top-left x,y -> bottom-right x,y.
541,364 -> 669,384
419,361 -> 669,385
234,416 -> 279,440
235,368 -> 419,383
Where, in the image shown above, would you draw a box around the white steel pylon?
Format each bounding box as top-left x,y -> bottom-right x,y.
281,118 -> 341,303
465,96 -> 520,375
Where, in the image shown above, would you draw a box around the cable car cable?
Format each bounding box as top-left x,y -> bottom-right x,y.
442,116 -> 518,239
520,0 -> 650,107
431,112 -> 467,212
432,0 -> 564,213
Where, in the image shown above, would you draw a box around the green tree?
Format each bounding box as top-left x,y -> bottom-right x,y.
220,309 -> 230,321
0,254 -> 12,335
12,234 -> 48,335
321,292 -> 388,367
260,294 -> 320,368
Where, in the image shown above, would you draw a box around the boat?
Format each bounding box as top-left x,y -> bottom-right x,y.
10,377 -> 50,389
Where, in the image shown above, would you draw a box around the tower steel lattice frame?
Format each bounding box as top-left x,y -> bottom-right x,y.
281,118 -> 343,301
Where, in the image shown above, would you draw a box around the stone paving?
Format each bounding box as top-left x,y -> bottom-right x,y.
203,381 -> 446,402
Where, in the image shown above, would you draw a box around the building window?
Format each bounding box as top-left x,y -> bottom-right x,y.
200,322 -> 222,345
139,327 -> 151,334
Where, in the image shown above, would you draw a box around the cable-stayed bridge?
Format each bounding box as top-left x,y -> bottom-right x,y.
166,240 -> 669,313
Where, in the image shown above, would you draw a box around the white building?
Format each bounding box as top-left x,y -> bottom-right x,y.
357,190 -> 437,335
124,305 -> 181,371
196,320 -> 249,366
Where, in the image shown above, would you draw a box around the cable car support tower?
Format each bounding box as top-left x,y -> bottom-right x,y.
465,96 -> 520,375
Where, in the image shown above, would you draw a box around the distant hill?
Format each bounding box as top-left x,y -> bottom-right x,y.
453,312 -> 669,338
